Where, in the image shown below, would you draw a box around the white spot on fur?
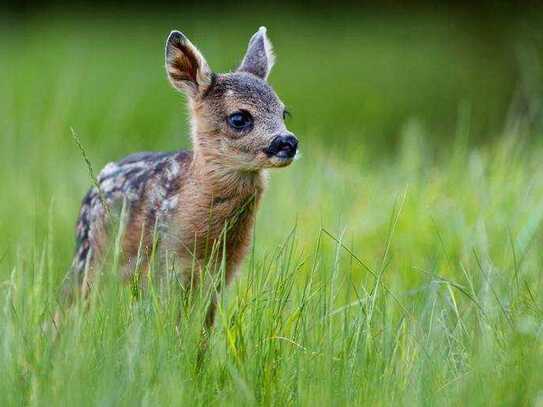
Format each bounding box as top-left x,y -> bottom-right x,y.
161,195 -> 178,212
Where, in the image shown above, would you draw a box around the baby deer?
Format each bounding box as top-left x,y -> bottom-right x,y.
65,27 -> 298,327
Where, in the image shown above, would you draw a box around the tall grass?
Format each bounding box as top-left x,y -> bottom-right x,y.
1,10 -> 543,406
2,130 -> 543,405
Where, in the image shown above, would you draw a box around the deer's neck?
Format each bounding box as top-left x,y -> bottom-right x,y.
171,151 -> 266,264
188,152 -> 267,203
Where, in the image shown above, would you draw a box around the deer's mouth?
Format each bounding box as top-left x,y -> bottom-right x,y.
267,153 -> 296,168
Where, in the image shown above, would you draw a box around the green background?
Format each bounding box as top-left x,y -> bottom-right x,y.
1,6 -> 543,405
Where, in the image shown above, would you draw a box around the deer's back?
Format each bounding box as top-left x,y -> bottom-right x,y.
73,150 -> 192,271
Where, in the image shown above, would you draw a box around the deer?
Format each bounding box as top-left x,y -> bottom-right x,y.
63,27 -> 298,330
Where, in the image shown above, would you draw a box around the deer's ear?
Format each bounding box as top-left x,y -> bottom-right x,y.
238,26 -> 275,81
165,31 -> 212,96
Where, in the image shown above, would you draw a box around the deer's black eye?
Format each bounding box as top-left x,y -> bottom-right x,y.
227,111 -> 253,131
283,109 -> 291,120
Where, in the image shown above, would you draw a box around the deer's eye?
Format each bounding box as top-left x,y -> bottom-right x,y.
227,111 -> 253,131
283,109 -> 291,120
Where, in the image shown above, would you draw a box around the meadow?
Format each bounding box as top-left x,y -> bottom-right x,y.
1,8 -> 543,405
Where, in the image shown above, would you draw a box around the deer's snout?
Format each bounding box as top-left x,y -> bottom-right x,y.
265,135 -> 298,159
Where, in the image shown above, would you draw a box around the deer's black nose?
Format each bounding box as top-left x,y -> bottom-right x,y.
265,135 -> 298,159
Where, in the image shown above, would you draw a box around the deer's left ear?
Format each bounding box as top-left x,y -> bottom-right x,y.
165,30 -> 213,96
238,26 -> 275,81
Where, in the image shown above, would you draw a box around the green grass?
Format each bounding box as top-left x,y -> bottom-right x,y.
1,9 -> 543,406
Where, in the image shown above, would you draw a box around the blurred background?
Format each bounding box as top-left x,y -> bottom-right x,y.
3,4 -> 543,404
3,1 -> 543,151
1,1 -> 543,268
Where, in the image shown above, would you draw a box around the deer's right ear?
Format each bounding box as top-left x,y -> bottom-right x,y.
165,31 -> 212,96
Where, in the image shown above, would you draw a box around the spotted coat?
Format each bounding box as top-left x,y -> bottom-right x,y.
70,151 -> 191,280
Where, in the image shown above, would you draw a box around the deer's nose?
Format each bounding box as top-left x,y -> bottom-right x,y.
265,135 -> 298,159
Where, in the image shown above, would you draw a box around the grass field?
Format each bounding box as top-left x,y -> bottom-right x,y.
1,8 -> 543,405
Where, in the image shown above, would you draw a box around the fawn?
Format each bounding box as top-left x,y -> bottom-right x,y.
64,27 -> 298,327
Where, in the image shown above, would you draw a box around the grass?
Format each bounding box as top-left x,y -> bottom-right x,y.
1,8 -> 543,406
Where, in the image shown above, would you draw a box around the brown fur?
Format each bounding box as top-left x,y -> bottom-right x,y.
67,27 -> 297,330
